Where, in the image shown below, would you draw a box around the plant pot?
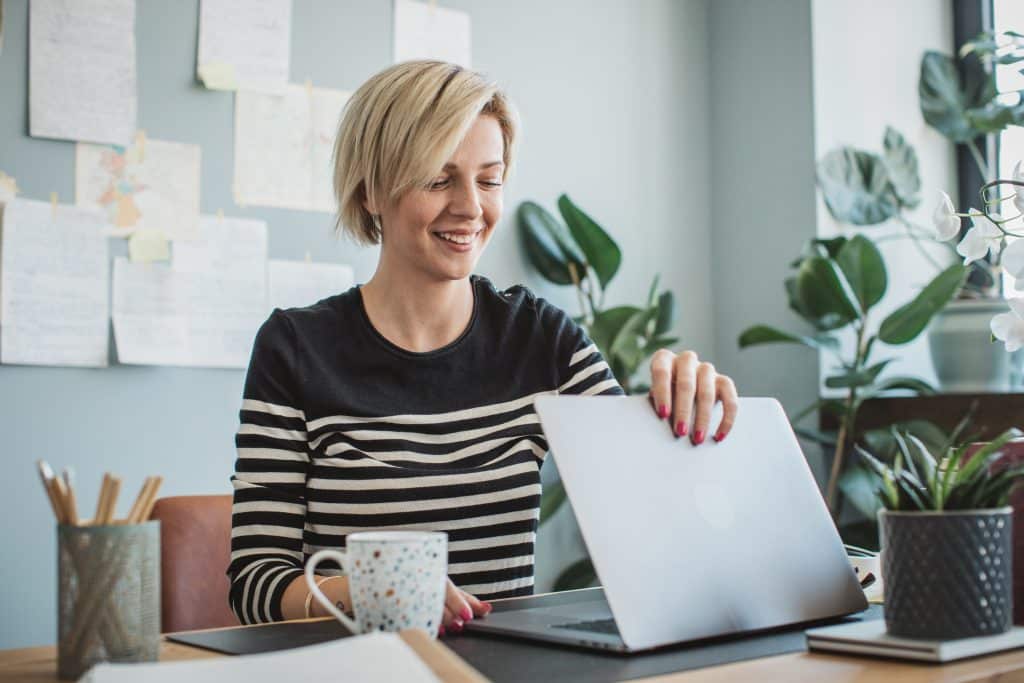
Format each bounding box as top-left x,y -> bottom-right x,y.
879,508 -> 1013,639
927,299 -> 1021,392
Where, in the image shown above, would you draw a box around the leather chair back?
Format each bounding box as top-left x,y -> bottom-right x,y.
149,495 -> 237,632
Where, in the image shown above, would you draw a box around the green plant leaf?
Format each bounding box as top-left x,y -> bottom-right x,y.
610,307 -> 658,371
795,427 -> 838,447
878,264 -> 968,344
646,274 -> 661,308
817,148 -> 898,225
539,479 -> 567,524
557,194 -> 622,289
516,202 -> 584,285
966,95 -> 1024,133
824,359 -> 892,389
654,291 -> 674,335
919,50 -> 996,142
796,256 -> 861,330
553,557 -> 597,592
881,127 -> 922,209
838,464 -> 884,520
738,325 -> 838,351
836,234 -> 888,311
649,335 -> 680,350
588,306 -> 640,359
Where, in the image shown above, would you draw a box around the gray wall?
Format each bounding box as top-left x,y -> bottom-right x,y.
707,0 -> 821,471
0,0 -> 716,648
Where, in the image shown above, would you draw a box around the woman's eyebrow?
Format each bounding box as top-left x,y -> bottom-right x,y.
442,160 -> 504,170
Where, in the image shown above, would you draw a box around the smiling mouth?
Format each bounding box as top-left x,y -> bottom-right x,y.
434,231 -> 480,245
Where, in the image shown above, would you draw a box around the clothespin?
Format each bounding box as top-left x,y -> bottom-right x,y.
305,78 -> 313,99
50,192 -> 58,219
135,130 -> 147,163
305,250 -> 312,264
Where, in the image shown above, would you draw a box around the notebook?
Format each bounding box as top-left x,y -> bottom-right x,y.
806,620 -> 1024,662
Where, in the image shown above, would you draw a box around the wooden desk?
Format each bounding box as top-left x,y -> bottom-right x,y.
4,620 -> 1024,683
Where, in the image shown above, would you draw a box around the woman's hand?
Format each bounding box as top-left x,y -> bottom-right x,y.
648,349 -> 738,444
439,577 -> 492,636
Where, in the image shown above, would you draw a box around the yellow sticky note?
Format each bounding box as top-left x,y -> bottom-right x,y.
129,229 -> 170,263
198,61 -> 238,91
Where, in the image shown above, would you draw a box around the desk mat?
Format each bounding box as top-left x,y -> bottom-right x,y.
168,605 -> 883,682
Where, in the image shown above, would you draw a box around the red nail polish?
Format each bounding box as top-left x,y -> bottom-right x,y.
460,606 -> 473,621
439,625 -> 446,636
713,431 -> 725,442
658,405 -> 669,419
676,421 -> 688,437
693,430 -> 705,445
451,618 -> 464,632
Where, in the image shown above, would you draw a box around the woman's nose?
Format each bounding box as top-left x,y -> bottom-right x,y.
448,182 -> 483,219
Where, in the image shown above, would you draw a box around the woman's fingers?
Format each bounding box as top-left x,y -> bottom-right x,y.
442,605 -> 456,631
648,349 -> 675,421
671,351 -> 699,438
714,375 -> 739,442
691,362 -> 718,445
459,587 -> 492,617
444,579 -> 470,631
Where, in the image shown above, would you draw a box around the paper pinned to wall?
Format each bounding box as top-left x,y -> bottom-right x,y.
173,214 -> 268,274
197,0 -> 291,92
393,0 -> 472,68
233,85 -> 350,212
76,138 -> 201,240
268,259 -> 354,311
0,198 -> 109,368
29,0 -> 137,145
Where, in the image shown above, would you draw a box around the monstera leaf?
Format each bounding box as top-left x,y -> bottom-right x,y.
817,148 -> 898,225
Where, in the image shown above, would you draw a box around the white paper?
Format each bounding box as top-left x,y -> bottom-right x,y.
197,0 -> 291,92
83,631 -> 441,683
234,85 -> 350,212
268,259 -> 354,311
76,138 -> 201,240
0,198 -> 109,367
394,0 -> 472,68
112,215 -> 268,368
29,0 -> 137,145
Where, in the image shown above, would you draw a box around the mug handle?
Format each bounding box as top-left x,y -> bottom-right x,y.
305,549 -> 360,633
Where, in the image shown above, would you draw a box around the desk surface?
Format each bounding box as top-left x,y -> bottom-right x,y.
4,620 -> 1024,683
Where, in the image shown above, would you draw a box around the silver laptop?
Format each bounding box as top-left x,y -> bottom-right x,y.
464,395 -> 867,653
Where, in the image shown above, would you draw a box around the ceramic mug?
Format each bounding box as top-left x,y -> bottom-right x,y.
305,531 -> 447,637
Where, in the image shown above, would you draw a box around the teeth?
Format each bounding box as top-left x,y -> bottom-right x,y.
438,232 -> 476,245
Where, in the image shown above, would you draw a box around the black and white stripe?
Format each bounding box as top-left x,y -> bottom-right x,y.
227,276 -> 623,624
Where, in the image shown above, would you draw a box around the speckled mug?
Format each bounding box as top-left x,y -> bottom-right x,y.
305,531 -> 447,637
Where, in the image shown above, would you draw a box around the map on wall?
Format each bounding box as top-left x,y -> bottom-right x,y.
75,137 -> 201,241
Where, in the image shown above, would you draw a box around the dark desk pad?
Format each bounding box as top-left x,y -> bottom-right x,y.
168,604 -> 884,682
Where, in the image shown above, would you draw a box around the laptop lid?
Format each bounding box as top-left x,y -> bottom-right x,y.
534,395 -> 867,652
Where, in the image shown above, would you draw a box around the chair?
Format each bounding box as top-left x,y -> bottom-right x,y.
149,494 -> 237,632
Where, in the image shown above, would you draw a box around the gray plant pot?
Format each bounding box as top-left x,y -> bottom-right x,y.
927,299 -> 1022,392
880,508 -> 1013,639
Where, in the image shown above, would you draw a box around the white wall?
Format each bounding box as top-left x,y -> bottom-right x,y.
811,0 -> 957,392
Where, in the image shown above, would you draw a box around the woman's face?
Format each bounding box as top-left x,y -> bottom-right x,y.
376,115 -> 505,283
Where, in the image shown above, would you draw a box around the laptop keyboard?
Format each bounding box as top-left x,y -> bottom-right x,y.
551,618 -> 620,635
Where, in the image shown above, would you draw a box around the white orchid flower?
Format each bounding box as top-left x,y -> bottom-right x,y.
991,298 -> 1024,352
956,209 -> 1004,264
1014,161 -> 1024,216
932,191 -> 961,241
1004,237 -> 1024,291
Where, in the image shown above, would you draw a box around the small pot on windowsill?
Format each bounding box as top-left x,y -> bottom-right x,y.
880,508 -> 1013,639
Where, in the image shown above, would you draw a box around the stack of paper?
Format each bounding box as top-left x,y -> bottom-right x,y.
82,631 -> 441,682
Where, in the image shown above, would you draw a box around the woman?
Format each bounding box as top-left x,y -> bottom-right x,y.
228,60 -> 739,636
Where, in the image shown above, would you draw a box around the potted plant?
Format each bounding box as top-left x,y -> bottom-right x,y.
857,429 -> 1024,639
518,194 -> 678,590
738,233 -> 966,524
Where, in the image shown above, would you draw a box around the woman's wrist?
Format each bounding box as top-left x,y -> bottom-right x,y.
308,575 -> 352,618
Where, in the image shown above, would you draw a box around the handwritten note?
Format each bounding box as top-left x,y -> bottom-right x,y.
0,198 -> 109,367
197,0 -> 291,92
268,259 -> 354,311
76,137 -> 201,240
233,84 -> 350,212
29,0 -> 137,145
112,215 -> 267,368
394,0 -> 472,68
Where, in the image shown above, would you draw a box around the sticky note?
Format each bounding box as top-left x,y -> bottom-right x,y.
198,61 -> 238,91
128,228 -> 170,263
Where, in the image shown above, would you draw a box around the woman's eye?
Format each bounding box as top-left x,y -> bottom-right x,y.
429,178 -> 449,189
481,181 -> 502,188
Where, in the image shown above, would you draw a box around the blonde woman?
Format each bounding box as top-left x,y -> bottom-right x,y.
228,60 -> 740,636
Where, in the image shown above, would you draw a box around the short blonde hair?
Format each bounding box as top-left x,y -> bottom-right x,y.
332,60 -> 519,245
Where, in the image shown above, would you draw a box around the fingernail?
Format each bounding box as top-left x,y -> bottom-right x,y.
675,421 -> 687,437
460,606 -> 473,621
451,618 -> 464,632
439,625 -> 446,636
713,431 -> 725,442
693,430 -> 705,445
658,404 -> 669,419
482,601 -> 493,613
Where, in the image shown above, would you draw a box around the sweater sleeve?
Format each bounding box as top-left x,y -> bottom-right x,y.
537,297 -> 625,397
227,310 -> 310,624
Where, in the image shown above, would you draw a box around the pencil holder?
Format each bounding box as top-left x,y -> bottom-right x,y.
57,521 -> 160,680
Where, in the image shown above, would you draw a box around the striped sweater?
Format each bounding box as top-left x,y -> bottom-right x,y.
227,274 -> 623,624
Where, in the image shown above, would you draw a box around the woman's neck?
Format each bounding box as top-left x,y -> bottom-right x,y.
359,267 -> 475,353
